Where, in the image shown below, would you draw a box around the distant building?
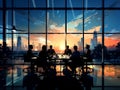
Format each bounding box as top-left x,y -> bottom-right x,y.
91,31 -> 98,49
38,43 -> 41,50
17,36 -> 22,51
78,37 -> 83,51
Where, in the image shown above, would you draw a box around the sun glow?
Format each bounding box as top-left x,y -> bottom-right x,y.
60,44 -> 65,51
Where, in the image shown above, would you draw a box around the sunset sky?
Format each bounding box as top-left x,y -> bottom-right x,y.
0,0 -> 120,52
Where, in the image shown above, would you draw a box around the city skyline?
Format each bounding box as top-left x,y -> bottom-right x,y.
0,1 -> 120,89
0,0 -> 120,52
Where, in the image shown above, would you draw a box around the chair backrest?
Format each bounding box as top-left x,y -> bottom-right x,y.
24,53 -> 30,62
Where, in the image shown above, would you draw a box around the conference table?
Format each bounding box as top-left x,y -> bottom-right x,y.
30,54 -> 93,75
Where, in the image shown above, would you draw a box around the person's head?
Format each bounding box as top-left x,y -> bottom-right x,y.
0,44 -> 2,51
73,45 -> 78,51
0,44 -> 2,48
29,45 -> 33,50
50,45 -> 53,49
42,45 -> 47,51
3,42 -> 7,47
66,45 -> 69,49
86,44 -> 90,49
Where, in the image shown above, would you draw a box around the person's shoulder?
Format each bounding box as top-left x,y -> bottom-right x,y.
69,49 -> 72,51
52,49 -> 55,52
75,51 -> 80,54
52,49 -> 55,50
39,50 -> 42,54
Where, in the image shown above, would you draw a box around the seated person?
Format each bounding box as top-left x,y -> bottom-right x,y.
23,69 -> 39,90
62,45 -> 72,65
79,72 -> 93,90
24,45 -> 34,62
85,44 -> 92,62
47,45 -> 57,59
24,45 -> 35,71
37,45 -> 48,71
63,45 -> 72,56
70,45 -> 84,74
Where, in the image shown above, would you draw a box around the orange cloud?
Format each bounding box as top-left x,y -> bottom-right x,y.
104,36 -> 120,47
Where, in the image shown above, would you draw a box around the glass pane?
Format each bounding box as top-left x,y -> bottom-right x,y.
12,65 -> 24,86
105,10 -> 120,33
30,34 -> 46,51
67,10 -> 83,33
6,34 -> 28,52
104,34 -> 120,61
15,10 -> 28,33
6,0 -> 12,7
6,87 -> 14,90
84,10 -> 102,33
13,87 -> 25,90
89,65 -> 102,86
115,42 -> 120,60
104,65 -> 120,86
48,10 -> 65,33
6,34 -> 12,48
104,34 -> 120,49
14,0 -> 28,8
105,0 -> 120,8
0,34 -> 2,44
0,0 -> 2,7
6,10 -> 28,33
67,0 -> 83,8
29,0 -> 46,8
6,10 -> 12,33
67,34 -> 83,51
30,10 -> 46,33
84,34 -> 102,48
6,66 -> 12,86
84,34 -> 102,62
91,87 -> 102,90
13,34 -> 28,51
48,0 -> 65,8
6,65 -> 26,86
47,34 -> 65,53
6,34 -> 12,62
0,11 -> 2,33
85,0 -> 102,8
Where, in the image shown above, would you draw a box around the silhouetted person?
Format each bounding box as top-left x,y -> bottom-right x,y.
70,45 -> 84,74
24,45 -> 34,62
47,45 -> 57,69
85,45 -> 91,59
64,45 -> 72,56
85,44 -> 92,62
0,44 -> 3,60
0,44 -> 6,89
62,45 -> 72,66
2,42 -> 11,59
63,66 -> 73,78
56,74 -> 84,90
79,72 -> 93,90
25,45 -> 35,71
36,65 -> 57,90
0,42 -> 11,88
27,45 -> 34,57
46,65 -> 57,90
23,69 -> 39,90
0,44 -> 3,65
47,45 -> 56,59
38,45 -> 48,72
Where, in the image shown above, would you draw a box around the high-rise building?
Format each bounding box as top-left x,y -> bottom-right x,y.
78,37 -> 83,51
91,31 -> 98,49
17,36 -> 22,51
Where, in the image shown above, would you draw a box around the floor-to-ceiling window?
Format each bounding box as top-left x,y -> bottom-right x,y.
0,0 -> 120,90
